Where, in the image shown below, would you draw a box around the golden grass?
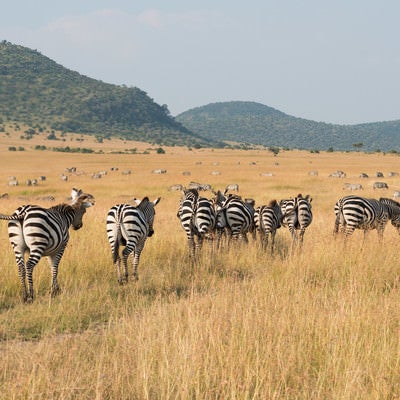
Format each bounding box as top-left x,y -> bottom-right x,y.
1,130 -> 400,398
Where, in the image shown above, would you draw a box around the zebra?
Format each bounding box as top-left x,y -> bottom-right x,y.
0,188 -> 95,302
254,200 -> 282,253
106,196 -> 160,284
280,194 -> 313,250
333,195 -> 394,241
177,189 -> 217,258
177,188 -> 199,258
379,198 -> 400,234
215,192 -> 255,246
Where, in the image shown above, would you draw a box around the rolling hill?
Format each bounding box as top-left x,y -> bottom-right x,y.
176,101 -> 400,152
2,41 -> 400,151
0,41 -> 218,148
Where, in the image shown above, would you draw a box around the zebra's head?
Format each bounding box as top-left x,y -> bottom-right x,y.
70,190 -> 95,230
135,196 -> 161,237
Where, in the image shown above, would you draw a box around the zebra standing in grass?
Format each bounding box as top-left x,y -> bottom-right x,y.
280,194 -> 313,250
334,195 -> 400,241
193,195 -> 217,251
215,192 -> 255,246
106,196 -> 161,284
254,199 -> 282,253
379,198 -> 400,233
177,188 -> 199,258
0,188 -> 95,302
177,189 -> 217,258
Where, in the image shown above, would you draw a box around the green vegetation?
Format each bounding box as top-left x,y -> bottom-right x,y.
176,101 -> 400,152
0,41 -> 218,148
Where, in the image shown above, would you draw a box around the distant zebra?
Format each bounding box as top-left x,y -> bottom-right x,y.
216,193 -> 255,245
280,194 -> 313,250
0,188 -> 95,302
225,183 -> 239,192
373,182 -> 389,190
254,199 -> 282,253
333,195 -> 399,241
106,196 -> 161,284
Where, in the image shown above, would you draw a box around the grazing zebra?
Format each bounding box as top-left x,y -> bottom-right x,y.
106,196 -> 160,284
280,194 -> 313,250
0,188 -> 95,302
333,195 -> 395,241
254,200 -> 282,253
379,198 -> 400,234
216,193 -> 255,245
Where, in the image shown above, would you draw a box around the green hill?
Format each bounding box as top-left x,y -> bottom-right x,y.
0,41 -> 217,148
176,101 -> 400,152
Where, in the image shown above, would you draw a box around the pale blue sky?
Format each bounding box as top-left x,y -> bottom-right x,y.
2,1 -> 400,124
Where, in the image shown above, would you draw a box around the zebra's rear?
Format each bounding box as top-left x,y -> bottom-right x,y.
280,194 -> 312,249
255,200 -> 282,252
107,197 -> 160,283
217,195 -> 255,244
333,195 -> 389,239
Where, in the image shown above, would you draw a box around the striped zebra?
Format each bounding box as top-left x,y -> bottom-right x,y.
216,192 -> 255,246
254,199 -> 282,253
334,195 -> 400,240
177,189 -> 199,258
106,196 -> 161,284
177,189 -> 217,258
280,194 -> 313,250
0,188 -> 95,302
380,198 -> 400,232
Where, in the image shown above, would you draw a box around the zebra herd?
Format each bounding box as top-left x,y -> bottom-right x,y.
1,186 -> 400,304
177,188 -> 314,258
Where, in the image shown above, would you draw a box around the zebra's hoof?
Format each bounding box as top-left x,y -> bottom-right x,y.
132,274 -> 139,281
51,287 -> 61,297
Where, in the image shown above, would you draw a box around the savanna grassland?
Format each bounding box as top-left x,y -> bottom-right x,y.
1,129 -> 400,399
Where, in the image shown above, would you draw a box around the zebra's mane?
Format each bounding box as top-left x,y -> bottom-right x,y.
380,197 -> 400,208
184,188 -> 199,197
268,199 -> 278,207
137,197 -> 150,211
49,203 -> 73,213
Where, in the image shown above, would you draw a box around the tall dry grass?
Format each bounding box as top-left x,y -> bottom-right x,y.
0,134 -> 400,398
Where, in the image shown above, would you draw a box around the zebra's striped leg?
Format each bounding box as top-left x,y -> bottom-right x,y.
122,247 -> 133,283
48,253 -> 64,297
15,257 -> 28,302
25,256 -> 40,303
299,228 -> 306,248
263,232 -> 269,252
270,231 -> 276,255
188,237 -> 196,259
131,244 -> 144,280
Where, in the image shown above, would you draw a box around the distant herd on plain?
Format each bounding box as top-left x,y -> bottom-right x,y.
0,166 -> 400,303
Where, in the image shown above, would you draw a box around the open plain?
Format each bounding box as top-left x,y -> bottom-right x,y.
1,129 -> 400,399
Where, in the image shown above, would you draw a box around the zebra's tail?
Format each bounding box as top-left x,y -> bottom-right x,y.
0,212 -> 26,221
333,200 -> 345,235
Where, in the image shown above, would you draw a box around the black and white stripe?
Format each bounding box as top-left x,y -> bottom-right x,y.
106,196 -> 160,283
334,195 -> 400,240
177,189 -> 217,258
280,194 -> 313,249
254,199 -> 282,253
177,189 -> 199,258
0,188 -> 95,302
216,193 -> 255,245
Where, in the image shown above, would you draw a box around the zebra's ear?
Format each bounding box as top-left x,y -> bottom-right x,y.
153,197 -> 161,206
133,198 -> 141,206
71,188 -> 83,202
